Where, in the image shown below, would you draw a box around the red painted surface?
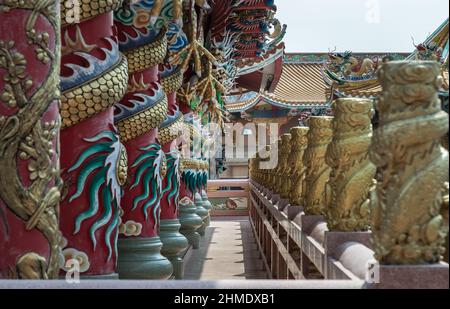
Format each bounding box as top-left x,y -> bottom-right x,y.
0,8 -> 57,278
61,13 -> 116,77
160,82 -> 180,220
59,11 -> 120,277
160,140 -> 179,220
268,55 -> 283,93
236,71 -> 263,92
167,92 -> 177,114
115,17 -> 163,240
120,129 -> 159,238
60,109 -> 118,276
180,181 -> 194,201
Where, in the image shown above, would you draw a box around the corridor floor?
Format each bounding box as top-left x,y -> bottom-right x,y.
184,217 -> 268,280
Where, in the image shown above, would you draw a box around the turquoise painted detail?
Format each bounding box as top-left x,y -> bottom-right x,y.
131,143 -> 164,228
161,150 -> 181,210
182,169 -> 198,194
68,130 -> 123,261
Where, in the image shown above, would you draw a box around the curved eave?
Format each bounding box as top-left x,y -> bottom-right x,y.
237,43 -> 285,76
226,94 -> 330,113
406,18 -> 449,62
227,61 -> 330,113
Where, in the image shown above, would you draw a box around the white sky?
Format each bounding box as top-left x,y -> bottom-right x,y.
275,0 -> 449,53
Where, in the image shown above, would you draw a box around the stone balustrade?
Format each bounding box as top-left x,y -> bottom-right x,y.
248,61 -> 449,288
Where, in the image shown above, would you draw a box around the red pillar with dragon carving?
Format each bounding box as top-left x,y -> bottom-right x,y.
113,0 -> 173,280
158,64 -> 189,279
58,0 -> 128,278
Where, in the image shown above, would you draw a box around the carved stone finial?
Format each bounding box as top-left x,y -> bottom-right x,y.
303,116 -> 334,215
324,98 -> 376,231
289,127 -> 309,206
262,145 -> 272,187
270,140 -> 282,191
279,134 -> 292,198
371,61 -> 449,265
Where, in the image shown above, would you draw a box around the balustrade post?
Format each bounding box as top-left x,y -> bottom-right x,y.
303,117 -> 334,216
324,98 -> 376,231
322,98 -> 377,279
369,60 -> 449,288
269,139 -> 282,203
261,145 -> 271,193
0,0 -> 62,279
278,134 -> 292,210
289,127 -> 309,207
288,127 -> 309,221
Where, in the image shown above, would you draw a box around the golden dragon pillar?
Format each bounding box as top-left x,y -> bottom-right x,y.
303,116 -> 333,216
289,127 -> 309,207
371,61 -> 449,265
324,98 -> 376,232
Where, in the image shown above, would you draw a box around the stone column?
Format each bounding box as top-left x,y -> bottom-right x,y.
114,2 -> 172,280
324,98 -> 376,231
289,127 -> 309,207
369,61 -> 449,288
0,0 -> 62,279
59,0 -> 128,278
303,117 -> 333,216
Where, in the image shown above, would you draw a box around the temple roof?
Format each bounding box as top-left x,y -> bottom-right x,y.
224,19 -> 449,114
266,61 -> 327,105
324,18 -> 449,100
225,53 -> 382,112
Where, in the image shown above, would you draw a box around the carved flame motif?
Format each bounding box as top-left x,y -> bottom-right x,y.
161,150 -> 181,212
67,130 -> 124,261
371,61 -> 449,264
130,143 -> 165,228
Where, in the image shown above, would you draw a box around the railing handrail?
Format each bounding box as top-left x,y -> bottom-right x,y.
207,179 -> 250,189
0,279 -> 364,289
